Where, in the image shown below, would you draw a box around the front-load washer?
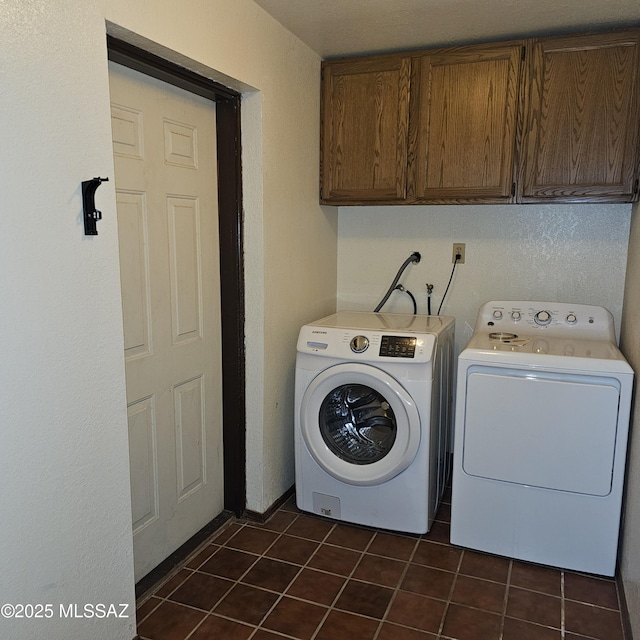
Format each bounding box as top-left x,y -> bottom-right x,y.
295,311 -> 455,534
451,301 -> 633,576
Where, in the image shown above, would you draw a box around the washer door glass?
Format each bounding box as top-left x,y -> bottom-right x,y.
319,384 -> 396,464
300,363 -> 420,486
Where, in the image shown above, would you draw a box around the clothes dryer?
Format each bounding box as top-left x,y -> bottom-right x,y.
295,311 -> 454,534
451,301 -> 633,576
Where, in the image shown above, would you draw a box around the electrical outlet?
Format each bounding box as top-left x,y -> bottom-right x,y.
452,243 -> 466,264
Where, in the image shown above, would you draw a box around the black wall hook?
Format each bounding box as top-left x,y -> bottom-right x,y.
82,177 -> 109,235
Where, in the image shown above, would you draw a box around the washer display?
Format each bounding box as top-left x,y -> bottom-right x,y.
295,311 -> 454,534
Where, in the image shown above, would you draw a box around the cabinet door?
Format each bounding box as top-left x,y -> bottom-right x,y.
321,56 -> 411,204
520,30 -> 640,203
410,43 -> 523,202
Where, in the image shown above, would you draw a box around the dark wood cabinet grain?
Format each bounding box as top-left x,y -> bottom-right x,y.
320,56 -> 411,203
519,29 -> 640,203
320,27 -> 640,206
409,42 -> 523,203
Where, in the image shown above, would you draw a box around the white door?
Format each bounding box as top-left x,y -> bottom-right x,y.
109,62 -> 224,581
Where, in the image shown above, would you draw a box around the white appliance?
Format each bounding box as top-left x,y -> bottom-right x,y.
295,311 -> 455,534
451,300 -> 633,576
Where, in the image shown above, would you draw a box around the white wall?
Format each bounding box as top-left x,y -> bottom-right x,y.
338,204 -> 631,354
0,3 -> 135,639
0,1 -> 335,638
620,201 -> 640,638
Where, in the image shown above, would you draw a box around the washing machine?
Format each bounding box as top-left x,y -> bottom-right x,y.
451,301 -> 633,576
295,311 -> 455,534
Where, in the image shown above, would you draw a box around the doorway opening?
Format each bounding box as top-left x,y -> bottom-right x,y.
107,36 -> 246,587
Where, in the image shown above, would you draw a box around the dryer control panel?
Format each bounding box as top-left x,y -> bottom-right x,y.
478,301 -> 616,341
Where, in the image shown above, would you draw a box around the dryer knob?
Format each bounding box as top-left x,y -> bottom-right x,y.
534,310 -> 552,326
492,310 -> 503,319
350,335 -> 369,353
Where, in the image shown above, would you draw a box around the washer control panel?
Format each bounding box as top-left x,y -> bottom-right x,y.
350,335 -> 369,353
298,327 -> 435,362
477,301 -> 616,341
379,335 -> 417,358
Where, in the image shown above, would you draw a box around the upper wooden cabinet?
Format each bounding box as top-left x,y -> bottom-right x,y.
320,27 -> 640,205
519,29 -> 640,203
410,42 -> 524,203
320,56 -> 411,203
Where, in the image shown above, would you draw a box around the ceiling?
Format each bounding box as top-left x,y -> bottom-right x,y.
252,0 -> 640,59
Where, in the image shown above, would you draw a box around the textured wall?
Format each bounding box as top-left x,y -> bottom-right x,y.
620,202 -> 640,638
0,2 -> 136,638
338,204 -> 631,354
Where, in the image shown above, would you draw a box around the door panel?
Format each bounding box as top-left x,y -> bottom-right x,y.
117,191 -> 151,358
320,56 -> 411,202
127,396 -> 157,532
109,61 -> 223,581
520,30 -> 640,202
167,196 -> 203,344
412,43 -> 522,201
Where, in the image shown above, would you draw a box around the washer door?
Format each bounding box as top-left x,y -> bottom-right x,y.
300,363 -> 420,486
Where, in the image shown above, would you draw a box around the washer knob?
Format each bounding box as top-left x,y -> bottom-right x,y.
492,310 -> 503,319
566,313 -> 577,324
350,335 -> 369,353
534,310 -> 552,326
511,311 -> 521,321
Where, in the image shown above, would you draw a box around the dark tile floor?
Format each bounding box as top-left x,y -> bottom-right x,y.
136,490 -> 628,640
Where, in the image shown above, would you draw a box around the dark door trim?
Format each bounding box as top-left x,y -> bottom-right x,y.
107,36 -> 246,517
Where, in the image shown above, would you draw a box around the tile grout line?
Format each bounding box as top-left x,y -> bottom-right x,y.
307,521 -> 382,640
246,510 -> 392,639
561,570 -> 566,639
242,511 -> 323,639
177,519 -> 267,640
141,516 -> 296,640
181,515 -> 293,640
206,520 -> 272,639
237,511 -> 426,639
497,559 -> 513,640
436,541 -> 465,638
370,533 -> 421,640
135,565 -> 204,628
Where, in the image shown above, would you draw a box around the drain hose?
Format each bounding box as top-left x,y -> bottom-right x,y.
374,252 -> 421,313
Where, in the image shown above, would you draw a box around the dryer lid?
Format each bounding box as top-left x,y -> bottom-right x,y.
460,333 -> 633,374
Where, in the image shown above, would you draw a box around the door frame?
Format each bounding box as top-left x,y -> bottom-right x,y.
107,36 -> 246,517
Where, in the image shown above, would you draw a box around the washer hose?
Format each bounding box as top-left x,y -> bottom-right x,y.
374,252 -> 421,313
395,285 -> 417,315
